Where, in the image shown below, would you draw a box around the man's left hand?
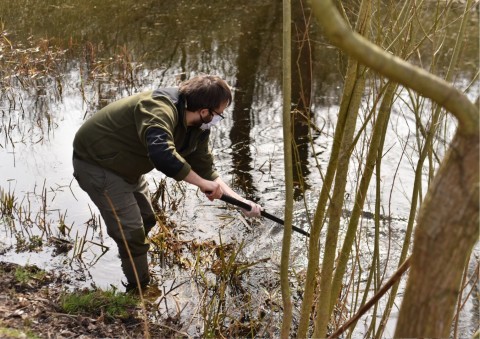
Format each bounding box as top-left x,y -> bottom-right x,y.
241,200 -> 262,218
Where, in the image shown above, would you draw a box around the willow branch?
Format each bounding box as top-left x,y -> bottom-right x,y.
309,0 -> 478,136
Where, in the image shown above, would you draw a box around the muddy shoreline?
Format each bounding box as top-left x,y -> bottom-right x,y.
0,261 -> 176,338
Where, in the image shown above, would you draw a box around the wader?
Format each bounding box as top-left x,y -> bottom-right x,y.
72,156 -> 156,290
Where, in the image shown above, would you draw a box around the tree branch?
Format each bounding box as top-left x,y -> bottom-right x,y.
327,256 -> 412,339
309,0 -> 479,136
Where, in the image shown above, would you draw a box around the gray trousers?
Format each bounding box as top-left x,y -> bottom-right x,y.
73,156 -> 155,286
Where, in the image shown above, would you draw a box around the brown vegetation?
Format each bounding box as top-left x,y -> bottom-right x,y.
0,262 -> 169,338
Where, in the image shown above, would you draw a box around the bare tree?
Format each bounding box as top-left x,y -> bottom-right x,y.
308,0 -> 479,337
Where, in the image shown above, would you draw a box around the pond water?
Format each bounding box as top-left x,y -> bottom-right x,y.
0,0 -> 478,337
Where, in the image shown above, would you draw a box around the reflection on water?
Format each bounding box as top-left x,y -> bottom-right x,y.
0,0 -> 478,337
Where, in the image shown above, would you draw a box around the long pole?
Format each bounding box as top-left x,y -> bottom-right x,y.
219,194 -> 310,237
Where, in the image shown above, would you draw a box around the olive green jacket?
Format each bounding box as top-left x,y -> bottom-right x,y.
73,89 -> 218,183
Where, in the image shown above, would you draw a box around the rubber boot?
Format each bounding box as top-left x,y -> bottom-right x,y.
143,215 -> 157,236
121,253 -> 150,292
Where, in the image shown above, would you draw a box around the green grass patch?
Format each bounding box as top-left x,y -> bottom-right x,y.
14,266 -> 46,285
60,288 -> 139,321
0,326 -> 39,339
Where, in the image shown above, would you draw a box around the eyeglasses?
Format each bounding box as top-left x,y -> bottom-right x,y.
209,109 -> 225,120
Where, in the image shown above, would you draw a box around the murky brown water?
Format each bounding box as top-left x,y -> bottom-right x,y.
1,0 -> 478,337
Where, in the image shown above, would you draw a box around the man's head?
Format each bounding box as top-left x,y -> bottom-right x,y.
179,75 -> 232,112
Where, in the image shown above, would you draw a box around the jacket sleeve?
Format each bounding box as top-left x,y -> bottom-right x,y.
146,128 -> 191,180
184,130 -> 219,181
135,95 -> 191,181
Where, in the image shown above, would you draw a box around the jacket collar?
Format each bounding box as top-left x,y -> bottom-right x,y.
152,88 -> 187,128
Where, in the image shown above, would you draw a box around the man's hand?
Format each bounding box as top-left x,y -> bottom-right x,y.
201,181 -> 223,201
183,170 -> 223,201
241,200 -> 262,218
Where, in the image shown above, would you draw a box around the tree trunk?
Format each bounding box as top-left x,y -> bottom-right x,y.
395,130 -> 479,337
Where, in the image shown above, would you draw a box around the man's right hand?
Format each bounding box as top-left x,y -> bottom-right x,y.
201,181 -> 223,201
183,170 -> 223,201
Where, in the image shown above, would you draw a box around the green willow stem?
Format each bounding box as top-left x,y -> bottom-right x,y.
280,0 -> 293,336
